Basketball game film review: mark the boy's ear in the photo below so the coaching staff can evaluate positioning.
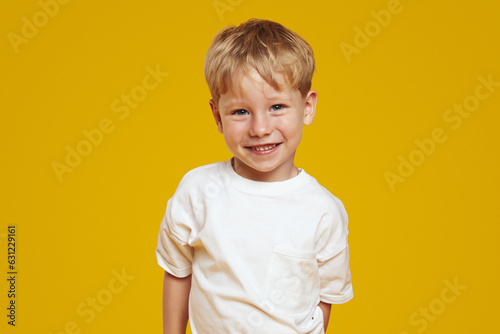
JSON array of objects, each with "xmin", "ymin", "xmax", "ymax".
[
  {"xmin": 303, "ymin": 90, "xmax": 317, "ymax": 126},
  {"xmin": 209, "ymin": 99, "xmax": 224, "ymax": 134}
]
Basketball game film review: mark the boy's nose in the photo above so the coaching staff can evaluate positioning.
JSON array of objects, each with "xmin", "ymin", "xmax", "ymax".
[{"xmin": 249, "ymin": 113, "xmax": 272, "ymax": 137}]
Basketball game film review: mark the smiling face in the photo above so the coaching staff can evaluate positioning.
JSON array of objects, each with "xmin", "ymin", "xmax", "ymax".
[{"xmin": 210, "ymin": 68, "xmax": 317, "ymax": 182}]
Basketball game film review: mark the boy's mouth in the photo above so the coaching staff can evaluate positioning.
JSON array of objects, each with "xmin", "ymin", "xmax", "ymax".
[{"xmin": 247, "ymin": 143, "xmax": 280, "ymax": 151}]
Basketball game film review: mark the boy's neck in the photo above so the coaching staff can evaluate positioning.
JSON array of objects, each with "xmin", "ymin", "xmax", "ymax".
[{"xmin": 231, "ymin": 157, "xmax": 300, "ymax": 182}]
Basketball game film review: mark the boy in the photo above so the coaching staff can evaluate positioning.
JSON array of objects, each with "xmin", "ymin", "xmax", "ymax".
[{"xmin": 156, "ymin": 19, "xmax": 353, "ymax": 334}]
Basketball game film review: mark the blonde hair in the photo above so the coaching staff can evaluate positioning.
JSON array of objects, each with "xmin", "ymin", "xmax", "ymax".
[{"xmin": 204, "ymin": 19, "xmax": 315, "ymax": 104}]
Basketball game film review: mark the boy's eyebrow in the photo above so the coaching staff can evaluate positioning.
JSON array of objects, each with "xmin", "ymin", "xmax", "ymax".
[
  {"xmin": 221, "ymin": 99, "xmax": 291, "ymax": 112},
  {"xmin": 218, "ymin": 98, "xmax": 240, "ymax": 109},
  {"xmin": 220, "ymin": 92, "xmax": 292, "ymax": 109}
]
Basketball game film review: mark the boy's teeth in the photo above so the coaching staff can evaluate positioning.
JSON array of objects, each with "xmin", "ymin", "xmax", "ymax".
[{"xmin": 252, "ymin": 144, "xmax": 277, "ymax": 151}]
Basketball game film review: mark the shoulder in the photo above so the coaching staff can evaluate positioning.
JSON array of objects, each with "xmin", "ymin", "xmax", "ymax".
[
  {"xmin": 166, "ymin": 162, "xmax": 226, "ymax": 221},
  {"xmin": 303, "ymin": 175, "xmax": 350, "ymax": 257},
  {"xmin": 176, "ymin": 161, "xmax": 227, "ymax": 189},
  {"xmin": 169, "ymin": 161, "xmax": 232, "ymax": 206},
  {"xmin": 302, "ymin": 173, "xmax": 348, "ymax": 219}
]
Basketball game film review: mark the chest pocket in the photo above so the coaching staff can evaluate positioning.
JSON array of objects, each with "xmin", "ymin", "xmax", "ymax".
[{"xmin": 265, "ymin": 246, "xmax": 320, "ymax": 317}]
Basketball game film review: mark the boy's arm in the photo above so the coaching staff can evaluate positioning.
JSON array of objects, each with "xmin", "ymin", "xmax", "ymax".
[
  {"xmin": 319, "ymin": 301, "xmax": 332, "ymax": 331},
  {"xmin": 163, "ymin": 271, "xmax": 191, "ymax": 334}
]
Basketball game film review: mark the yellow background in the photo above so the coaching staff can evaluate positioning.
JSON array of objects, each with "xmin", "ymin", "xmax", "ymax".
[{"xmin": 1, "ymin": 0, "xmax": 499, "ymax": 333}]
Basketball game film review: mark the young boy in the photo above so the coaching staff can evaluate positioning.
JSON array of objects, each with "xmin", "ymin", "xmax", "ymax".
[{"xmin": 156, "ymin": 19, "xmax": 353, "ymax": 334}]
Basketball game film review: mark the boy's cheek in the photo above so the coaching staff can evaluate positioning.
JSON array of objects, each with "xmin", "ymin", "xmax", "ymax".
[
  {"xmin": 223, "ymin": 129, "xmax": 238, "ymax": 143},
  {"xmin": 223, "ymin": 121, "xmax": 243, "ymax": 135}
]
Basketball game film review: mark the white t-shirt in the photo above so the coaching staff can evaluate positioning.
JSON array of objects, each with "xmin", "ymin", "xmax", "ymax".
[{"xmin": 156, "ymin": 160, "xmax": 353, "ymax": 334}]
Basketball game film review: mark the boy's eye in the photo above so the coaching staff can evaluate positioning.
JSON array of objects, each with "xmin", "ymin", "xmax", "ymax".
[
  {"xmin": 271, "ymin": 104, "xmax": 285, "ymax": 111},
  {"xmin": 233, "ymin": 109, "xmax": 249, "ymax": 115}
]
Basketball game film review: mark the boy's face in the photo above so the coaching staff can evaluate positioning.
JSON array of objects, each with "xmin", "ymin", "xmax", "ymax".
[{"xmin": 209, "ymin": 68, "xmax": 317, "ymax": 182}]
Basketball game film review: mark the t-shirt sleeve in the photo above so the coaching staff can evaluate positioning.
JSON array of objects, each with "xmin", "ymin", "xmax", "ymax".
[
  {"xmin": 315, "ymin": 197, "xmax": 353, "ymax": 304},
  {"xmin": 156, "ymin": 186, "xmax": 196, "ymax": 278}
]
